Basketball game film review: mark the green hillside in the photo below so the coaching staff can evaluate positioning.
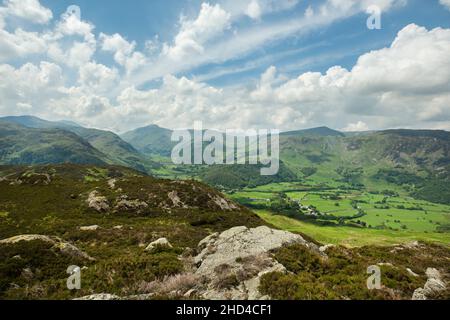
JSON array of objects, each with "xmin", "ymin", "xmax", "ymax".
[
  {"xmin": 0, "ymin": 116, "xmax": 155, "ymax": 173},
  {"xmin": 122, "ymin": 124, "xmax": 174, "ymax": 157},
  {"xmin": 0, "ymin": 121, "xmax": 107, "ymax": 165}
]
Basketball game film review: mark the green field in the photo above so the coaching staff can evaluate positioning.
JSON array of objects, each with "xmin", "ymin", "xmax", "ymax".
[
  {"xmin": 229, "ymin": 177, "xmax": 450, "ymax": 246},
  {"xmin": 256, "ymin": 210, "xmax": 450, "ymax": 247}
]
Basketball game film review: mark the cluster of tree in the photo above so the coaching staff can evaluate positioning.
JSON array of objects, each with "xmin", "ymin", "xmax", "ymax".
[{"xmin": 336, "ymin": 167, "xmax": 364, "ymax": 184}]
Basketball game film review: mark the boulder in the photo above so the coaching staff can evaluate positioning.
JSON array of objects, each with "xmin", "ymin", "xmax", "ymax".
[
  {"xmin": 114, "ymin": 195, "xmax": 148, "ymax": 213},
  {"xmin": 108, "ymin": 179, "xmax": 117, "ymax": 189},
  {"xmin": 86, "ymin": 191, "xmax": 110, "ymax": 212},
  {"xmin": 0, "ymin": 234, "xmax": 94, "ymax": 261},
  {"xmin": 168, "ymin": 191, "xmax": 188, "ymax": 208},
  {"xmin": 194, "ymin": 226, "xmax": 322, "ymax": 300},
  {"xmin": 145, "ymin": 238, "xmax": 173, "ymax": 252},
  {"xmin": 412, "ymin": 268, "xmax": 446, "ymax": 300},
  {"xmin": 210, "ymin": 195, "xmax": 238, "ymax": 211},
  {"xmin": 79, "ymin": 225, "xmax": 100, "ymax": 231}
]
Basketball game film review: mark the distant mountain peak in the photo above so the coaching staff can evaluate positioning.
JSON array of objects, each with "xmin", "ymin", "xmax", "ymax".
[{"xmin": 281, "ymin": 126, "xmax": 344, "ymax": 137}]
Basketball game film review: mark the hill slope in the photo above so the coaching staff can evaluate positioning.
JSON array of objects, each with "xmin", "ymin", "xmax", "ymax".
[
  {"xmin": 122, "ymin": 124, "xmax": 174, "ymax": 157},
  {"xmin": 0, "ymin": 164, "xmax": 448, "ymax": 300},
  {"xmin": 0, "ymin": 116, "xmax": 155, "ymax": 172},
  {"xmin": 0, "ymin": 120, "xmax": 107, "ymax": 165}
]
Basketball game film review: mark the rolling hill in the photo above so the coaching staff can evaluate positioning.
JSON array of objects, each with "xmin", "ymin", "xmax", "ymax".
[
  {"xmin": 122, "ymin": 124, "xmax": 174, "ymax": 157},
  {"xmin": 0, "ymin": 120, "xmax": 107, "ymax": 165},
  {"xmin": 0, "ymin": 116, "xmax": 155, "ymax": 173},
  {"xmin": 1, "ymin": 115, "xmax": 449, "ymax": 204}
]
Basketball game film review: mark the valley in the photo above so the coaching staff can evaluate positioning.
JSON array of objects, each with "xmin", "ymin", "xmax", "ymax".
[{"xmin": 0, "ymin": 116, "xmax": 449, "ymax": 300}]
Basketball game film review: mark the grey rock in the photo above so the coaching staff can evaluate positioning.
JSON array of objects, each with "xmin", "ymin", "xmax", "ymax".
[
  {"xmin": 87, "ymin": 191, "xmax": 110, "ymax": 212},
  {"xmin": 115, "ymin": 196, "xmax": 148, "ymax": 213},
  {"xmin": 79, "ymin": 225, "xmax": 100, "ymax": 231},
  {"xmin": 0, "ymin": 234, "xmax": 94, "ymax": 261},
  {"xmin": 74, "ymin": 293, "xmax": 121, "ymax": 300},
  {"xmin": 194, "ymin": 226, "xmax": 323, "ymax": 300},
  {"xmin": 412, "ymin": 268, "xmax": 446, "ymax": 300},
  {"xmin": 145, "ymin": 238, "xmax": 173, "ymax": 252}
]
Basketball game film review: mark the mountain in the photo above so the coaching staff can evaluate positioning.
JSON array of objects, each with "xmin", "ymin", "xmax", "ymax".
[
  {"xmin": 0, "ymin": 116, "xmax": 155, "ymax": 173},
  {"xmin": 0, "ymin": 120, "xmax": 107, "ymax": 165},
  {"xmin": 279, "ymin": 128, "xmax": 450, "ymax": 204},
  {"xmin": 119, "ymin": 122, "xmax": 450, "ymax": 202},
  {"xmin": 2, "ymin": 116, "xmax": 449, "ymax": 203},
  {"xmin": 0, "ymin": 115, "xmax": 76, "ymax": 130},
  {"xmin": 281, "ymin": 126, "xmax": 345, "ymax": 137},
  {"xmin": 122, "ymin": 124, "xmax": 174, "ymax": 157},
  {"xmin": 122, "ymin": 125, "xmax": 346, "ymax": 156}
]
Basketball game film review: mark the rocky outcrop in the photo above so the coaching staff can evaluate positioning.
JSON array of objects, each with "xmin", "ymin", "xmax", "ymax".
[
  {"xmin": 412, "ymin": 268, "xmax": 446, "ymax": 300},
  {"xmin": 86, "ymin": 191, "xmax": 110, "ymax": 212},
  {"xmin": 0, "ymin": 234, "xmax": 94, "ymax": 261},
  {"xmin": 107, "ymin": 179, "xmax": 117, "ymax": 189},
  {"xmin": 193, "ymin": 226, "xmax": 323, "ymax": 300},
  {"xmin": 210, "ymin": 195, "xmax": 238, "ymax": 211},
  {"xmin": 168, "ymin": 191, "xmax": 188, "ymax": 208},
  {"xmin": 145, "ymin": 238, "xmax": 172, "ymax": 252},
  {"xmin": 74, "ymin": 293, "xmax": 121, "ymax": 300},
  {"xmin": 114, "ymin": 195, "xmax": 148, "ymax": 213},
  {"xmin": 319, "ymin": 244, "xmax": 336, "ymax": 253}
]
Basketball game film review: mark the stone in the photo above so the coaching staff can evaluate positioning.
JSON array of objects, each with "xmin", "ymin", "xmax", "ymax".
[
  {"xmin": 108, "ymin": 179, "xmax": 117, "ymax": 189},
  {"xmin": 79, "ymin": 225, "xmax": 100, "ymax": 231},
  {"xmin": 211, "ymin": 195, "xmax": 238, "ymax": 211},
  {"xmin": 319, "ymin": 244, "xmax": 335, "ymax": 253},
  {"xmin": 406, "ymin": 268, "xmax": 419, "ymax": 277},
  {"xmin": 115, "ymin": 196, "xmax": 148, "ymax": 213},
  {"xmin": 412, "ymin": 268, "xmax": 446, "ymax": 300},
  {"xmin": 168, "ymin": 191, "xmax": 188, "ymax": 208},
  {"xmin": 74, "ymin": 294, "xmax": 121, "ymax": 300},
  {"xmin": 87, "ymin": 191, "xmax": 110, "ymax": 212},
  {"xmin": 145, "ymin": 238, "xmax": 173, "ymax": 251},
  {"xmin": 193, "ymin": 226, "xmax": 323, "ymax": 300},
  {"xmin": 0, "ymin": 234, "xmax": 94, "ymax": 261}
]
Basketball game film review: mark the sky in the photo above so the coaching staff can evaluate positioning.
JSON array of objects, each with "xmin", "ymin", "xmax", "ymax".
[{"xmin": 0, "ymin": 0, "xmax": 450, "ymax": 133}]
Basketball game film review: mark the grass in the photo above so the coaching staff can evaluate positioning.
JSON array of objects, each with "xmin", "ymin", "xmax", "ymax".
[
  {"xmin": 230, "ymin": 177, "xmax": 450, "ymax": 237},
  {"xmin": 0, "ymin": 164, "xmax": 267, "ymax": 299},
  {"xmin": 256, "ymin": 210, "xmax": 450, "ymax": 247},
  {"xmin": 259, "ymin": 243, "xmax": 450, "ymax": 300}
]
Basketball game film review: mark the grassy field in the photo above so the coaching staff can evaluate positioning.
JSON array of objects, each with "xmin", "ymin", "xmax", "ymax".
[
  {"xmin": 228, "ymin": 175, "xmax": 450, "ymax": 247},
  {"xmin": 256, "ymin": 210, "xmax": 450, "ymax": 247}
]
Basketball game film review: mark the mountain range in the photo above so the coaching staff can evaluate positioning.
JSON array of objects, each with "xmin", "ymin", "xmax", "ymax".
[{"xmin": 1, "ymin": 115, "xmax": 449, "ymax": 204}]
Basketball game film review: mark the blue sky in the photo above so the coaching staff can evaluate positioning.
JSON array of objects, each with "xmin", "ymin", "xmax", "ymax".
[{"xmin": 1, "ymin": 0, "xmax": 450, "ymax": 132}]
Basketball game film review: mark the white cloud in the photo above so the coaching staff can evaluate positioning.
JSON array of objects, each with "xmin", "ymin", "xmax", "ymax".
[
  {"xmin": 0, "ymin": 61, "xmax": 63, "ymax": 117},
  {"xmin": 249, "ymin": 24, "xmax": 450, "ymax": 129},
  {"xmin": 1, "ymin": 0, "xmax": 52, "ymax": 24},
  {"xmin": 0, "ymin": 0, "xmax": 449, "ymax": 133},
  {"xmin": 100, "ymin": 33, "xmax": 147, "ymax": 74},
  {"xmin": 0, "ymin": 28, "xmax": 47, "ymax": 61},
  {"xmin": 342, "ymin": 121, "xmax": 370, "ymax": 132},
  {"xmin": 440, "ymin": 0, "xmax": 450, "ymax": 11},
  {"xmin": 246, "ymin": 0, "xmax": 262, "ymax": 20},
  {"xmin": 78, "ymin": 62, "xmax": 119, "ymax": 93},
  {"xmin": 54, "ymin": 13, "xmax": 95, "ymax": 40},
  {"xmin": 220, "ymin": 0, "xmax": 299, "ymax": 18},
  {"xmin": 100, "ymin": 33, "xmax": 135, "ymax": 65},
  {"xmin": 131, "ymin": 0, "xmax": 406, "ymax": 88},
  {"xmin": 164, "ymin": 3, "xmax": 231, "ymax": 61}
]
